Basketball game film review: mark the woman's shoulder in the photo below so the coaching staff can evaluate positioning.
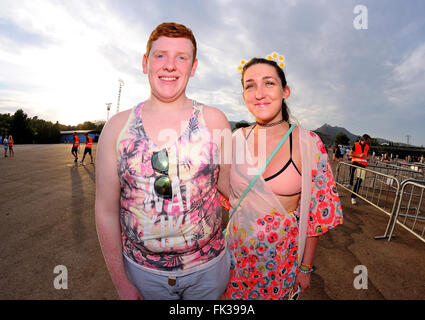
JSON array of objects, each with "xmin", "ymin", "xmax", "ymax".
[
  {"xmin": 231, "ymin": 125, "xmax": 256, "ymax": 139},
  {"xmin": 295, "ymin": 126, "xmax": 322, "ymax": 142}
]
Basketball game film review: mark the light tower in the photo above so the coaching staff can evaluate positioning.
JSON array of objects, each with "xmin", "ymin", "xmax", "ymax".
[
  {"xmin": 116, "ymin": 79, "xmax": 124, "ymax": 113},
  {"xmin": 406, "ymin": 134, "xmax": 411, "ymax": 146},
  {"xmin": 106, "ymin": 103, "xmax": 112, "ymax": 120}
]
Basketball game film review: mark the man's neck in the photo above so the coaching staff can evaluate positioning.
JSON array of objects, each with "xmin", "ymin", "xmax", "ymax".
[{"xmin": 147, "ymin": 94, "xmax": 191, "ymax": 112}]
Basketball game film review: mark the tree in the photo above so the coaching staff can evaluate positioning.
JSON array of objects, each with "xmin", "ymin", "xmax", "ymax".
[
  {"xmin": 77, "ymin": 121, "xmax": 97, "ymax": 130},
  {"xmin": 1, "ymin": 109, "xmax": 103, "ymax": 143},
  {"xmin": 0, "ymin": 113, "xmax": 12, "ymax": 137},
  {"xmin": 369, "ymin": 138, "xmax": 379, "ymax": 146},
  {"xmin": 235, "ymin": 121, "xmax": 251, "ymax": 129},
  {"xmin": 30, "ymin": 118, "xmax": 61, "ymax": 143},
  {"xmin": 10, "ymin": 109, "xmax": 34, "ymax": 144},
  {"xmin": 334, "ymin": 132, "xmax": 350, "ymax": 146}
]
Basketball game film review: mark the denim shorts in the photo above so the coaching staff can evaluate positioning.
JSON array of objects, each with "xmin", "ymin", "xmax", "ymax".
[{"xmin": 123, "ymin": 249, "xmax": 231, "ymax": 300}]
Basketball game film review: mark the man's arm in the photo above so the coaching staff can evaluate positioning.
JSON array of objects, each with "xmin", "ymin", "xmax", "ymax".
[
  {"xmin": 203, "ymin": 106, "xmax": 232, "ymax": 199},
  {"xmin": 95, "ymin": 110, "xmax": 142, "ymax": 300}
]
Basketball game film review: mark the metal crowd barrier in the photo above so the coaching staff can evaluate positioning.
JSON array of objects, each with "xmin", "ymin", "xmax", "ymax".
[
  {"xmin": 335, "ymin": 161, "xmax": 425, "ymax": 244},
  {"xmin": 387, "ymin": 179, "xmax": 425, "ymax": 243},
  {"xmin": 381, "ymin": 160, "xmax": 425, "ymax": 173},
  {"xmin": 409, "ymin": 163, "xmax": 425, "ymax": 173},
  {"xmin": 335, "ymin": 161, "xmax": 401, "ymax": 228},
  {"xmin": 394, "ymin": 161, "xmax": 425, "ymax": 170},
  {"xmin": 368, "ymin": 160, "xmax": 425, "ymax": 182}
]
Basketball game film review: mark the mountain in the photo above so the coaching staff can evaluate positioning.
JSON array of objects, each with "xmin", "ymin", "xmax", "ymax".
[
  {"xmin": 228, "ymin": 121, "xmax": 419, "ymax": 147},
  {"xmin": 315, "ymin": 123, "xmax": 359, "ymax": 144},
  {"xmin": 314, "ymin": 123, "xmax": 408, "ymax": 146},
  {"xmin": 229, "ymin": 121, "xmax": 238, "ymax": 130}
]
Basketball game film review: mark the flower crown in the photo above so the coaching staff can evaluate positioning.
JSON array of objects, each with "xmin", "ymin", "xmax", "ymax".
[{"xmin": 238, "ymin": 52, "xmax": 285, "ymax": 72}]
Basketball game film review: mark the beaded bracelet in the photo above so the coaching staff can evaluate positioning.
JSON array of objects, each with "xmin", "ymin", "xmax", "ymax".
[{"xmin": 298, "ymin": 264, "xmax": 316, "ymax": 274}]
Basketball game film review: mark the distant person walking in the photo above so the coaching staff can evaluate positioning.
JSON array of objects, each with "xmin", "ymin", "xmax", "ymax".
[
  {"xmin": 80, "ymin": 133, "xmax": 94, "ymax": 164},
  {"xmin": 349, "ymin": 134, "xmax": 370, "ymax": 205},
  {"xmin": 8, "ymin": 135, "xmax": 14, "ymax": 157},
  {"xmin": 332, "ymin": 145, "xmax": 342, "ymax": 162},
  {"xmin": 3, "ymin": 136, "xmax": 8, "ymax": 157},
  {"xmin": 340, "ymin": 145, "xmax": 346, "ymax": 160},
  {"xmin": 383, "ymin": 152, "xmax": 389, "ymax": 161},
  {"xmin": 71, "ymin": 132, "xmax": 79, "ymax": 163}
]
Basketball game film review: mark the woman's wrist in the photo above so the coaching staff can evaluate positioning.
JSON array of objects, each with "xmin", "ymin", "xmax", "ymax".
[{"xmin": 298, "ymin": 263, "xmax": 316, "ymax": 274}]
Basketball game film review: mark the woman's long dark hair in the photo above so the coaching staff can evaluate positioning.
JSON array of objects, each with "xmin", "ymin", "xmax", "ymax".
[{"xmin": 241, "ymin": 58, "xmax": 290, "ymax": 122}]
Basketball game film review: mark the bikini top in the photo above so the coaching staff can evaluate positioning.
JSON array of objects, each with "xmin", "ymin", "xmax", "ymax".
[
  {"xmin": 264, "ymin": 132, "xmax": 302, "ymax": 196},
  {"xmin": 246, "ymin": 127, "xmax": 302, "ymax": 196}
]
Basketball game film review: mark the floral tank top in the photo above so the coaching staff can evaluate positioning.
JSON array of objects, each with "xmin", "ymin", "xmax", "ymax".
[{"xmin": 116, "ymin": 100, "xmax": 225, "ymax": 272}]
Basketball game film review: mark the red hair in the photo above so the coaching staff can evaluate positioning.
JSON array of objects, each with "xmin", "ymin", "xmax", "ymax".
[{"xmin": 146, "ymin": 22, "xmax": 197, "ymax": 60}]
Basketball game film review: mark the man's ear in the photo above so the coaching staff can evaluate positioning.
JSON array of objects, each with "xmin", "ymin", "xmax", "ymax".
[
  {"xmin": 142, "ymin": 54, "xmax": 148, "ymax": 74},
  {"xmin": 190, "ymin": 58, "xmax": 198, "ymax": 77}
]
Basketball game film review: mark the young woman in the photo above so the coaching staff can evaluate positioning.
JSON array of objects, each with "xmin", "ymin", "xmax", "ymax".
[
  {"xmin": 8, "ymin": 135, "xmax": 14, "ymax": 157},
  {"xmin": 223, "ymin": 58, "xmax": 343, "ymax": 300}
]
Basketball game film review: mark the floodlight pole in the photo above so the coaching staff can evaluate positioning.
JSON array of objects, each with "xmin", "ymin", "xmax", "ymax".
[
  {"xmin": 117, "ymin": 79, "xmax": 124, "ymax": 113},
  {"xmin": 106, "ymin": 103, "xmax": 112, "ymax": 120}
]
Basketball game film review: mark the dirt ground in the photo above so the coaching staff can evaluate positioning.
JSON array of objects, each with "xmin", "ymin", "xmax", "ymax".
[{"xmin": 0, "ymin": 144, "xmax": 424, "ymax": 300}]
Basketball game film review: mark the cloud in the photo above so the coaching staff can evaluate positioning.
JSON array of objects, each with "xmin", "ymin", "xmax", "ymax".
[
  {"xmin": 0, "ymin": 0, "xmax": 424, "ymax": 145},
  {"xmin": 389, "ymin": 43, "xmax": 425, "ymax": 108}
]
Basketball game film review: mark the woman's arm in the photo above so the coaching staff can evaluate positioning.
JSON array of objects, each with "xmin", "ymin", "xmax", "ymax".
[
  {"xmin": 293, "ymin": 236, "xmax": 319, "ymax": 294},
  {"xmin": 293, "ymin": 131, "xmax": 343, "ymax": 295}
]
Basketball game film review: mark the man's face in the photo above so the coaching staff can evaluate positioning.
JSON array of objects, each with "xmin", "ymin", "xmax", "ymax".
[{"xmin": 143, "ymin": 36, "xmax": 198, "ymax": 103}]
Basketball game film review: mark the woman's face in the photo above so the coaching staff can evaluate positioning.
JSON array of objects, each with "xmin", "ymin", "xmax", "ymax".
[{"xmin": 242, "ymin": 63, "xmax": 289, "ymax": 123}]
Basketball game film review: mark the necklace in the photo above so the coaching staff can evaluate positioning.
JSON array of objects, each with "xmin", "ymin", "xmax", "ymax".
[
  {"xmin": 256, "ymin": 119, "xmax": 285, "ymax": 127},
  {"xmin": 246, "ymin": 119, "xmax": 288, "ymax": 140}
]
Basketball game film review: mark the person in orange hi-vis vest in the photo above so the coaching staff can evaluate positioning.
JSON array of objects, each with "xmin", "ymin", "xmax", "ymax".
[
  {"xmin": 71, "ymin": 132, "xmax": 79, "ymax": 163},
  {"xmin": 80, "ymin": 133, "xmax": 94, "ymax": 164},
  {"xmin": 348, "ymin": 134, "xmax": 370, "ymax": 205},
  {"xmin": 8, "ymin": 135, "xmax": 14, "ymax": 157}
]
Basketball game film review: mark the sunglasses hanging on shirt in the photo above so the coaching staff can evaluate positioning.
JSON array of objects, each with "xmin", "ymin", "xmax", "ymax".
[{"xmin": 151, "ymin": 149, "xmax": 172, "ymax": 199}]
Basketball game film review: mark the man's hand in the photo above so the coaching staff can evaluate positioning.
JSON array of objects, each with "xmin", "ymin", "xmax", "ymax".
[{"xmin": 117, "ymin": 281, "xmax": 144, "ymax": 300}]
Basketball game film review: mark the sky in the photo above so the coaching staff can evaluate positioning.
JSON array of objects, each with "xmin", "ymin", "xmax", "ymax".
[{"xmin": 0, "ymin": 0, "xmax": 424, "ymax": 146}]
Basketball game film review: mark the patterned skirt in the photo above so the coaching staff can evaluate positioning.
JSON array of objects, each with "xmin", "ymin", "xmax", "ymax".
[{"xmin": 223, "ymin": 209, "xmax": 299, "ymax": 300}]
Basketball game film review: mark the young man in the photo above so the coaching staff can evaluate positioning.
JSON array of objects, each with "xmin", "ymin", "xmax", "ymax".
[
  {"xmin": 95, "ymin": 22, "xmax": 232, "ymax": 300},
  {"xmin": 80, "ymin": 133, "xmax": 94, "ymax": 164},
  {"xmin": 349, "ymin": 134, "xmax": 370, "ymax": 205},
  {"xmin": 71, "ymin": 132, "xmax": 79, "ymax": 163}
]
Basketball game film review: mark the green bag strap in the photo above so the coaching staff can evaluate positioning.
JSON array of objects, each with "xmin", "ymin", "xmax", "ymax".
[{"xmin": 224, "ymin": 124, "xmax": 295, "ymax": 237}]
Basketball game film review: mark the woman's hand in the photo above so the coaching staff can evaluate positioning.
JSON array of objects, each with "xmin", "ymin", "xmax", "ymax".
[{"xmin": 293, "ymin": 272, "xmax": 311, "ymax": 294}]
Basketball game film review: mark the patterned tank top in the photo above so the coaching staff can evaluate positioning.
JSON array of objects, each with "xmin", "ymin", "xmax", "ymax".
[{"xmin": 116, "ymin": 100, "xmax": 225, "ymax": 272}]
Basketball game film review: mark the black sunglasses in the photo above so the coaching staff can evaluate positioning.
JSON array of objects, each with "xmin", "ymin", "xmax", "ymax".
[{"xmin": 151, "ymin": 149, "xmax": 172, "ymax": 198}]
